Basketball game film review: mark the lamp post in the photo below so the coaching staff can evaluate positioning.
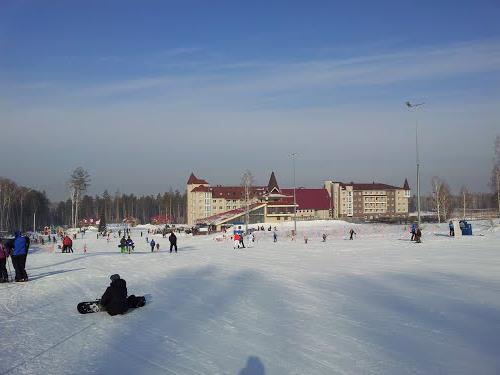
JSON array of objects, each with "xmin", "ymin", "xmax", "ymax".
[
  {"xmin": 405, "ymin": 101, "xmax": 425, "ymax": 227},
  {"xmin": 291, "ymin": 153, "xmax": 297, "ymax": 234}
]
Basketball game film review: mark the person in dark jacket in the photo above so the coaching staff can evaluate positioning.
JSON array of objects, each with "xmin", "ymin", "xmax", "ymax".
[
  {"xmin": 0, "ymin": 240, "xmax": 10, "ymax": 282},
  {"xmin": 169, "ymin": 232, "xmax": 177, "ymax": 253},
  {"xmin": 449, "ymin": 221, "xmax": 454, "ymax": 236},
  {"xmin": 12, "ymin": 231, "xmax": 30, "ymax": 282},
  {"xmin": 100, "ymin": 274, "xmax": 144, "ymax": 316},
  {"xmin": 126, "ymin": 236, "xmax": 134, "ymax": 254},
  {"xmin": 150, "ymin": 239, "xmax": 156, "ymax": 252},
  {"xmin": 415, "ymin": 227, "xmax": 422, "ymax": 243},
  {"xmin": 349, "ymin": 228, "xmax": 356, "ymax": 240}
]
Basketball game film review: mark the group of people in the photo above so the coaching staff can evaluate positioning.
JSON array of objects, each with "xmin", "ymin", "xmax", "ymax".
[
  {"xmin": 0, "ymin": 231, "xmax": 30, "ymax": 282},
  {"xmin": 410, "ymin": 223, "xmax": 422, "ymax": 243},
  {"xmin": 116, "ymin": 231, "xmax": 178, "ymax": 253},
  {"xmin": 62, "ymin": 235, "xmax": 74, "ymax": 253}
]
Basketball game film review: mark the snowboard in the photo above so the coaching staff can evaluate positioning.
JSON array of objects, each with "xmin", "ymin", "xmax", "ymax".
[
  {"xmin": 77, "ymin": 300, "xmax": 102, "ymax": 314},
  {"xmin": 77, "ymin": 296, "xmax": 146, "ymax": 314}
]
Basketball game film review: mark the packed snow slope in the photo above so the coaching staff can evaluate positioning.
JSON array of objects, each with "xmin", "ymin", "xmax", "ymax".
[{"xmin": 1, "ymin": 220, "xmax": 500, "ymax": 375}]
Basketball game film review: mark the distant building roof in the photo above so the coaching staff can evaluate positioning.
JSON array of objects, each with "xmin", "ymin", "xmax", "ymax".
[
  {"xmin": 267, "ymin": 171, "xmax": 280, "ymax": 193},
  {"xmin": 191, "ymin": 185, "xmax": 211, "ymax": 193},
  {"xmin": 403, "ymin": 178, "xmax": 410, "ymax": 190},
  {"xmin": 187, "ymin": 173, "xmax": 208, "ymax": 185},
  {"xmin": 281, "ymin": 188, "xmax": 331, "ymax": 210},
  {"xmin": 338, "ymin": 182, "xmax": 404, "ymax": 190}
]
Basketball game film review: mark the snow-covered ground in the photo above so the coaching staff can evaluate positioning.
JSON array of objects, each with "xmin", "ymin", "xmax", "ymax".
[{"xmin": 1, "ymin": 220, "xmax": 499, "ymax": 375}]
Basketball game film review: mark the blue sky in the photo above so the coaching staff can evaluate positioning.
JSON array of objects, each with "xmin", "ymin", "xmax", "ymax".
[{"xmin": 1, "ymin": 1, "xmax": 499, "ymax": 200}]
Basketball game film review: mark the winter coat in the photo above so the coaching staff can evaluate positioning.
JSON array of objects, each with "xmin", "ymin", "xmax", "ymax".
[
  {"xmin": 126, "ymin": 239, "xmax": 134, "ymax": 246},
  {"xmin": 63, "ymin": 236, "xmax": 72, "ymax": 246},
  {"xmin": 120, "ymin": 238, "xmax": 127, "ymax": 246},
  {"xmin": 101, "ymin": 278, "xmax": 128, "ymax": 316},
  {"xmin": 0, "ymin": 243, "xmax": 9, "ymax": 259},
  {"xmin": 150, "ymin": 240, "xmax": 155, "ymax": 247},
  {"xmin": 169, "ymin": 233, "xmax": 177, "ymax": 244},
  {"xmin": 13, "ymin": 232, "xmax": 29, "ymax": 256}
]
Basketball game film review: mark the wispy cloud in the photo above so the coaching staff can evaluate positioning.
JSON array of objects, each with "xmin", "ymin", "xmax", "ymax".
[{"xmin": 78, "ymin": 39, "xmax": 500, "ymax": 97}]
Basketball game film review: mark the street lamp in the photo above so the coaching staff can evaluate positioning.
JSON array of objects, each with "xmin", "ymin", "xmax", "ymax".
[
  {"xmin": 405, "ymin": 101, "xmax": 425, "ymax": 227},
  {"xmin": 290, "ymin": 153, "xmax": 297, "ymax": 234}
]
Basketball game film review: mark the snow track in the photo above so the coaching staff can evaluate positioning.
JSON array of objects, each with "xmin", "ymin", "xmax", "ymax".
[{"xmin": 1, "ymin": 221, "xmax": 499, "ymax": 374}]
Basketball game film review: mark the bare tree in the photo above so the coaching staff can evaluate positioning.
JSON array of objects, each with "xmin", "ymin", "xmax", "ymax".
[
  {"xmin": 241, "ymin": 170, "xmax": 255, "ymax": 234},
  {"xmin": 459, "ymin": 185, "xmax": 470, "ymax": 219},
  {"xmin": 431, "ymin": 176, "xmax": 442, "ymax": 223},
  {"xmin": 439, "ymin": 182, "xmax": 453, "ymax": 220},
  {"xmin": 490, "ymin": 135, "xmax": 500, "ymax": 215},
  {"xmin": 68, "ymin": 167, "xmax": 91, "ymax": 228}
]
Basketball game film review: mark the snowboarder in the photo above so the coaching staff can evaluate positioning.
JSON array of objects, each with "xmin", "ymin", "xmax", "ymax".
[
  {"xmin": 169, "ymin": 231, "xmax": 177, "ymax": 253},
  {"xmin": 11, "ymin": 231, "xmax": 30, "ymax": 282},
  {"xmin": 0, "ymin": 240, "xmax": 10, "ymax": 282},
  {"xmin": 100, "ymin": 274, "xmax": 144, "ymax": 316},
  {"xmin": 349, "ymin": 228, "xmax": 356, "ymax": 240},
  {"xmin": 449, "ymin": 221, "xmax": 454, "ymax": 237},
  {"xmin": 150, "ymin": 239, "xmax": 156, "ymax": 252}
]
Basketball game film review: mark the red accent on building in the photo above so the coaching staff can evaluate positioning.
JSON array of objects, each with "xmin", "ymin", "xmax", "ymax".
[
  {"xmin": 191, "ymin": 185, "xmax": 211, "ymax": 193},
  {"xmin": 281, "ymin": 188, "xmax": 331, "ymax": 210},
  {"xmin": 340, "ymin": 182, "xmax": 404, "ymax": 190}
]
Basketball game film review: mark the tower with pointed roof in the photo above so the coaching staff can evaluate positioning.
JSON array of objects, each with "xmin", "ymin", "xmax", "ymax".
[{"xmin": 186, "ymin": 173, "xmax": 211, "ymax": 226}]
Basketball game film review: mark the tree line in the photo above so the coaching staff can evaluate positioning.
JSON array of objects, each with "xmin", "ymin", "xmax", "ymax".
[{"xmin": 0, "ymin": 173, "xmax": 187, "ymax": 233}]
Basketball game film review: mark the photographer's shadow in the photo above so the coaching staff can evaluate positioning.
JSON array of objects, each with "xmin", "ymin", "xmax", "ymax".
[{"xmin": 238, "ymin": 356, "xmax": 265, "ymax": 375}]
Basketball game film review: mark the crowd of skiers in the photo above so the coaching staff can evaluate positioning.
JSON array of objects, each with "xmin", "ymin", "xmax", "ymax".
[{"xmin": 0, "ymin": 231, "xmax": 30, "ymax": 282}]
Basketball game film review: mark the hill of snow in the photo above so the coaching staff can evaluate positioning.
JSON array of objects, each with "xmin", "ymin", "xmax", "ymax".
[{"xmin": 1, "ymin": 220, "xmax": 499, "ymax": 374}]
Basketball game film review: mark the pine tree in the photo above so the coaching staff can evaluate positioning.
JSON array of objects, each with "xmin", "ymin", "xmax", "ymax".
[{"xmin": 98, "ymin": 210, "xmax": 106, "ymax": 233}]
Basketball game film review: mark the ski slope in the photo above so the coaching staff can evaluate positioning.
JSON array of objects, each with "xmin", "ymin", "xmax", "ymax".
[{"xmin": 1, "ymin": 220, "xmax": 500, "ymax": 375}]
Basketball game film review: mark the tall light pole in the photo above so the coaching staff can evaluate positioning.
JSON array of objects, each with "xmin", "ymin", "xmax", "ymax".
[
  {"xmin": 405, "ymin": 101, "xmax": 425, "ymax": 227},
  {"xmin": 291, "ymin": 153, "xmax": 297, "ymax": 234}
]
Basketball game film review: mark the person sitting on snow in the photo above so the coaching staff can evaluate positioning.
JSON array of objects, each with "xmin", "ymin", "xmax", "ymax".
[{"xmin": 100, "ymin": 274, "xmax": 144, "ymax": 316}]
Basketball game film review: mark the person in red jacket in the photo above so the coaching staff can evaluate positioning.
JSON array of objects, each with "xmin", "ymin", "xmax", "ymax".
[{"xmin": 62, "ymin": 236, "xmax": 73, "ymax": 253}]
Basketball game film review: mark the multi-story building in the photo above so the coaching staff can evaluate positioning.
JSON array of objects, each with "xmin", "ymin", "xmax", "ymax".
[
  {"xmin": 187, "ymin": 172, "xmax": 410, "ymax": 228},
  {"xmin": 324, "ymin": 179, "xmax": 410, "ymax": 220}
]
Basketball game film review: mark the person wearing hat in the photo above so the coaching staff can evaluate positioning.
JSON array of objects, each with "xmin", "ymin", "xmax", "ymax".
[
  {"xmin": 100, "ymin": 274, "xmax": 145, "ymax": 316},
  {"xmin": 100, "ymin": 274, "xmax": 128, "ymax": 316}
]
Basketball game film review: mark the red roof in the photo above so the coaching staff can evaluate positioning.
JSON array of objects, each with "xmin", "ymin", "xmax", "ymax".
[
  {"xmin": 187, "ymin": 173, "xmax": 208, "ymax": 185},
  {"xmin": 191, "ymin": 185, "xmax": 211, "ymax": 193},
  {"xmin": 211, "ymin": 186, "xmax": 266, "ymax": 199},
  {"xmin": 267, "ymin": 196, "xmax": 295, "ymax": 206},
  {"xmin": 281, "ymin": 188, "xmax": 330, "ymax": 210}
]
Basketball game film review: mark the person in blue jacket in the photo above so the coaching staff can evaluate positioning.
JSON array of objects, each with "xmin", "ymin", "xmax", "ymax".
[
  {"xmin": 410, "ymin": 223, "xmax": 417, "ymax": 241},
  {"xmin": 12, "ymin": 231, "xmax": 30, "ymax": 282},
  {"xmin": 150, "ymin": 239, "xmax": 156, "ymax": 252},
  {"xmin": 449, "ymin": 220, "xmax": 454, "ymax": 236}
]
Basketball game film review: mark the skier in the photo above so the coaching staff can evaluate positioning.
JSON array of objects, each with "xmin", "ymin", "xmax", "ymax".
[
  {"xmin": 239, "ymin": 231, "xmax": 245, "ymax": 248},
  {"xmin": 410, "ymin": 223, "xmax": 417, "ymax": 241},
  {"xmin": 304, "ymin": 234, "xmax": 308, "ymax": 244},
  {"xmin": 349, "ymin": 228, "xmax": 356, "ymax": 240},
  {"xmin": 234, "ymin": 233, "xmax": 240, "ymax": 249},
  {"xmin": 415, "ymin": 227, "xmax": 422, "ymax": 243},
  {"xmin": 169, "ymin": 231, "xmax": 177, "ymax": 253},
  {"xmin": 322, "ymin": 233, "xmax": 327, "ymax": 242},
  {"xmin": 0, "ymin": 240, "xmax": 10, "ymax": 282},
  {"xmin": 119, "ymin": 236, "xmax": 127, "ymax": 253},
  {"xmin": 126, "ymin": 236, "xmax": 134, "ymax": 254},
  {"xmin": 100, "ymin": 274, "xmax": 145, "ymax": 316},
  {"xmin": 11, "ymin": 231, "xmax": 30, "ymax": 282},
  {"xmin": 62, "ymin": 235, "xmax": 72, "ymax": 253},
  {"xmin": 449, "ymin": 221, "xmax": 454, "ymax": 237},
  {"xmin": 273, "ymin": 231, "xmax": 277, "ymax": 243},
  {"xmin": 150, "ymin": 239, "xmax": 156, "ymax": 252}
]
